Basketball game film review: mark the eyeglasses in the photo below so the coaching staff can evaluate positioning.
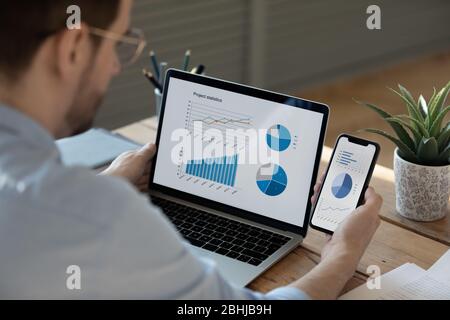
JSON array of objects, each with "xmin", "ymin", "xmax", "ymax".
[{"xmin": 89, "ymin": 27, "xmax": 147, "ymax": 67}]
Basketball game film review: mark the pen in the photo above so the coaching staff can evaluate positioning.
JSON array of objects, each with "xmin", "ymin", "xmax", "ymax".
[
  {"xmin": 142, "ymin": 68, "xmax": 163, "ymax": 92},
  {"xmin": 149, "ymin": 50, "xmax": 160, "ymax": 80},
  {"xmin": 159, "ymin": 62, "xmax": 168, "ymax": 88},
  {"xmin": 191, "ymin": 64, "xmax": 205, "ymax": 75},
  {"xmin": 182, "ymin": 50, "xmax": 191, "ymax": 71}
]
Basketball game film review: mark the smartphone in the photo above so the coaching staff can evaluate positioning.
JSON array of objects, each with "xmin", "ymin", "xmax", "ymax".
[{"xmin": 310, "ymin": 134, "xmax": 380, "ymax": 234}]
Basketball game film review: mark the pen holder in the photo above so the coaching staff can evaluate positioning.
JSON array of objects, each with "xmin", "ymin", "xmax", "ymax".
[{"xmin": 154, "ymin": 88, "xmax": 162, "ymax": 119}]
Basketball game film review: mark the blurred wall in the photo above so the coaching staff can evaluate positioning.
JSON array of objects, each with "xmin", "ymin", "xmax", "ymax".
[{"xmin": 95, "ymin": 0, "xmax": 450, "ymax": 129}]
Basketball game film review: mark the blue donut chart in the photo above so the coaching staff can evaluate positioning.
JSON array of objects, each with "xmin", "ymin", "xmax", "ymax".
[{"xmin": 331, "ymin": 173, "xmax": 353, "ymax": 199}]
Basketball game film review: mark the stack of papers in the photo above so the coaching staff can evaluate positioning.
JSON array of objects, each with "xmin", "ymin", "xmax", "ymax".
[{"xmin": 339, "ymin": 250, "xmax": 450, "ymax": 300}]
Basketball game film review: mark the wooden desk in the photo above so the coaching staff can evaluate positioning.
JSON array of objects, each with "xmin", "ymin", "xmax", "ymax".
[{"xmin": 115, "ymin": 117, "xmax": 449, "ymax": 295}]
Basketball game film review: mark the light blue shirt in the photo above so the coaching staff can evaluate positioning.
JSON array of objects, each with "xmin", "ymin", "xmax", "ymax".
[{"xmin": 0, "ymin": 105, "xmax": 310, "ymax": 300}]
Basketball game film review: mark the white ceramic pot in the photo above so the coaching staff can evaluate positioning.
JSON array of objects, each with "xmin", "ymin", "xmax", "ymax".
[{"xmin": 394, "ymin": 148, "xmax": 449, "ymax": 221}]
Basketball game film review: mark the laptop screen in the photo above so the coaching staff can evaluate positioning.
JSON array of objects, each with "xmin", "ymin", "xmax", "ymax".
[{"xmin": 152, "ymin": 71, "xmax": 327, "ymax": 231}]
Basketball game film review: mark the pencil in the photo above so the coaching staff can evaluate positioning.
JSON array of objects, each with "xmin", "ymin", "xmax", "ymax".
[
  {"xmin": 142, "ymin": 68, "xmax": 163, "ymax": 92},
  {"xmin": 149, "ymin": 51, "xmax": 160, "ymax": 80},
  {"xmin": 191, "ymin": 64, "xmax": 205, "ymax": 75},
  {"xmin": 182, "ymin": 50, "xmax": 191, "ymax": 71},
  {"xmin": 159, "ymin": 62, "xmax": 168, "ymax": 87}
]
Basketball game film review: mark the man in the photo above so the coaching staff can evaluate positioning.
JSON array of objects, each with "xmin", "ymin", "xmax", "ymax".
[{"xmin": 0, "ymin": 0, "xmax": 382, "ymax": 299}]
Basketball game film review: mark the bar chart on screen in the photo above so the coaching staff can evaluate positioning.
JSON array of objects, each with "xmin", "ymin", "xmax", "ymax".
[
  {"xmin": 176, "ymin": 153, "xmax": 239, "ymax": 194},
  {"xmin": 172, "ymin": 99, "xmax": 254, "ymax": 194},
  {"xmin": 335, "ymin": 149, "xmax": 362, "ymax": 174},
  {"xmin": 184, "ymin": 154, "xmax": 239, "ymax": 188}
]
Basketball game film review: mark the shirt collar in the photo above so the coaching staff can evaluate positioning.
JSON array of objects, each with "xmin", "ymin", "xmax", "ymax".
[{"xmin": 0, "ymin": 104, "xmax": 57, "ymax": 152}]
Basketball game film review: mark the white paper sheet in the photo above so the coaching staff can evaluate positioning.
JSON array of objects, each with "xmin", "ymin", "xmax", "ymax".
[
  {"xmin": 339, "ymin": 263, "xmax": 426, "ymax": 300},
  {"xmin": 379, "ymin": 274, "xmax": 450, "ymax": 300},
  {"xmin": 339, "ymin": 249, "xmax": 450, "ymax": 300}
]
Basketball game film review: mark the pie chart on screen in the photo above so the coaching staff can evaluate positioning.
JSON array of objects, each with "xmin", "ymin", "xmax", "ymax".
[
  {"xmin": 266, "ymin": 124, "xmax": 291, "ymax": 151},
  {"xmin": 331, "ymin": 173, "xmax": 353, "ymax": 199},
  {"xmin": 256, "ymin": 163, "xmax": 288, "ymax": 196}
]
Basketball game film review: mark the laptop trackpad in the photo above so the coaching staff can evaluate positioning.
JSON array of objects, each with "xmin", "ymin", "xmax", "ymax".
[{"xmin": 190, "ymin": 245, "xmax": 261, "ymax": 288}]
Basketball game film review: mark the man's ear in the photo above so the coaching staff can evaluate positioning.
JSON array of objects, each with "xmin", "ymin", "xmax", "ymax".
[{"xmin": 53, "ymin": 22, "xmax": 92, "ymax": 81}]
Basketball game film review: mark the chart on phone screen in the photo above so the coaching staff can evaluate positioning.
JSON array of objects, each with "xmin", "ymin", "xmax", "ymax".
[{"xmin": 312, "ymin": 137, "xmax": 376, "ymax": 231}]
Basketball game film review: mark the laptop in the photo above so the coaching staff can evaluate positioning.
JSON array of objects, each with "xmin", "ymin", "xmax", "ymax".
[{"xmin": 149, "ymin": 69, "xmax": 329, "ymax": 287}]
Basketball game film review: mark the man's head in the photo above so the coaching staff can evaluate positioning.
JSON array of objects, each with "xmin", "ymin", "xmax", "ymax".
[{"xmin": 0, "ymin": 0, "xmax": 134, "ymax": 137}]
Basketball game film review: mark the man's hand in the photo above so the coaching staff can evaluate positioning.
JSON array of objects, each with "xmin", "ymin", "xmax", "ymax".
[
  {"xmin": 290, "ymin": 174, "xmax": 382, "ymax": 299},
  {"xmin": 100, "ymin": 143, "xmax": 156, "ymax": 192},
  {"xmin": 320, "ymin": 187, "xmax": 381, "ymax": 268},
  {"xmin": 310, "ymin": 175, "xmax": 382, "ymax": 265}
]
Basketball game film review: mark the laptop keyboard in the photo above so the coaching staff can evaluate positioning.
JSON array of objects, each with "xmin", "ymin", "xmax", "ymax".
[{"xmin": 151, "ymin": 196, "xmax": 291, "ymax": 266}]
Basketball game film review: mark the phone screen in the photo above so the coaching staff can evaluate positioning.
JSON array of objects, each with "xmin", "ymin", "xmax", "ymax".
[{"xmin": 311, "ymin": 136, "xmax": 377, "ymax": 233}]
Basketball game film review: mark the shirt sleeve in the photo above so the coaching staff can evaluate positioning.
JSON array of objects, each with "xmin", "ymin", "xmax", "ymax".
[
  {"xmin": 251, "ymin": 287, "xmax": 311, "ymax": 300},
  {"xmin": 68, "ymin": 175, "xmax": 311, "ymax": 300},
  {"xmin": 191, "ymin": 256, "xmax": 311, "ymax": 300}
]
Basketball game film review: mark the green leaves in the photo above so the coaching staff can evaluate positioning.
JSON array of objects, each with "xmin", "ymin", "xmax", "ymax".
[
  {"xmin": 429, "ymin": 105, "xmax": 450, "ymax": 137},
  {"xmin": 389, "ymin": 86, "xmax": 424, "ymax": 125},
  {"xmin": 362, "ymin": 128, "xmax": 418, "ymax": 163},
  {"xmin": 437, "ymin": 122, "xmax": 450, "ymax": 152},
  {"xmin": 418, "ymin": 95, "xmax": 428, "ymax": 120},
  {"xmin": 417, "ymin": 137, "xmax": 439, "ymax": 164},
  {"xmin": 357, "ymin": 81, "xmax": 450, "ymax": 166},
  {"xmin": 438, "ymin": 144, "xmax": 450, "ymax": 164},
  {"xmin": 354, "ymin": 99, "xmax": 415, "ymax": 150},
  {"xmin": 397, "ymin": 115, "xmax": 429, "ymax": 137},
  {"xmin": 429, "ymin": 81, "xmax": 450, "ymax": 121},
  {"xmin": 385, "ymin": 116, "xmax": 422, "ymax": 144}
]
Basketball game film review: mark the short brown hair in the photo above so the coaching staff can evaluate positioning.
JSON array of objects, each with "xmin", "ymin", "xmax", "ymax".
[{"xmin": 0, "ymin": 0, "xmax": 120, "ymax": 81}]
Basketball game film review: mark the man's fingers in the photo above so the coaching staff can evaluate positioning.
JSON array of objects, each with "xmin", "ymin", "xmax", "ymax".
[
  {"xmin": 355, "ymin": 187, "xmax": 383, "ymax": 221},
  {"xmin": 138, "ymin": 185, "xmax": 149, "ymax": 192},
  {"xmin": 364, "ymin": 187, "xmax": 383, "ymax": 209},
  {"xmin": 310, "ymin": 173, "xmax": 325, "ymax": 204},
  {"xmin": 314, "ymin": 172, "xmax": 325, "ymax": 192},
  {"xmin": 138, "ymin": 173, "xmax": 149, "ymax": 183},
  {"xmin": 138, "ymin": 143, "xmax": 157, "ymax": 160},
  {"xmin": 318, "ymin": 172, "xmax": 325, "ymax": 184},
  {"xmin": 364, "ymin": 186, "xmax": 376, "ymax": 199}
]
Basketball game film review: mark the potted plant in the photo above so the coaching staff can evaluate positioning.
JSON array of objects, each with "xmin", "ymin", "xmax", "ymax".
[{"xmin": 357, "ymin": 81, "xmax": 450, "ymax": 221}]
